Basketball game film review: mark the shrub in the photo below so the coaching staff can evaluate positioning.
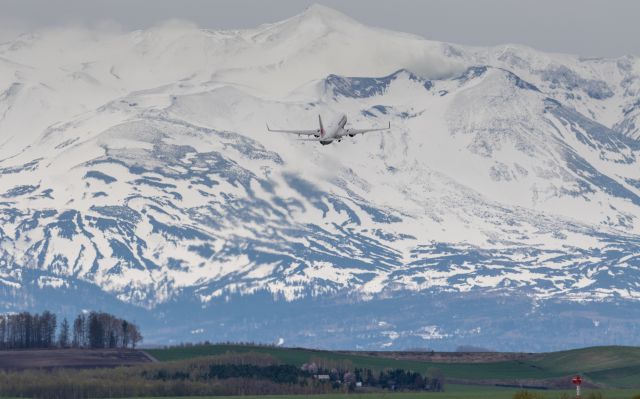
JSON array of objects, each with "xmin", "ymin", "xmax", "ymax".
[{"xmin": 513, "ymin": 390, "xmax": 546, "ymax": 399}]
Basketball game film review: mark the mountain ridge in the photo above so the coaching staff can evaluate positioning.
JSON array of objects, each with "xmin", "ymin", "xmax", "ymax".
[{"xmin": 0, "ymin": 5, "xmax": 639, "ymax": 349}]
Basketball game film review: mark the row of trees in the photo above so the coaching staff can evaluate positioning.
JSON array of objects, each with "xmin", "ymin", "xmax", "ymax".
[
  {"xmin": 72, "ymin": 312, "xmax": 142, "ymax": 349},
  {"xmin": 0, "ymin": 311, "xmax": 58, "ymax": 349},
  {"xmin": 0, "ymin": 311, "xmax": 142, "ymax": 350}
]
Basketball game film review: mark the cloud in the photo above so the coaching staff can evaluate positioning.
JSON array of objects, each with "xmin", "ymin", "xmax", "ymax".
[
  {"xmin": 0, "ymin": 17, "xmax": 30, "ymax": 43},
  {"xmin": 147, "ymin": 18, "xmax": 201, "ymax": 32},
  {"xmin": 405, "ymin": 48, "xmax": 467, "ymax": 80}
]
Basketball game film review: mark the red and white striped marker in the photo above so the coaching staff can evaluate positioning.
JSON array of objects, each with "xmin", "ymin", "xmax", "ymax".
[{"xmin": 572, "ymin": 375, "xmax": 582, "ymax": 398}]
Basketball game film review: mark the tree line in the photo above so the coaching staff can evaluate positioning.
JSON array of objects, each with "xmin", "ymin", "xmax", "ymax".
[
  {"xmin": 0, "ymin": 311, "xmax": 142, "ymax": 350},
  {"xmin": 302, "ymin": 361, "xmax": 444, "ymax": 392},
  {"xmin": 72, "ymin": 312, "xmax": 142, "ymax": 349}
]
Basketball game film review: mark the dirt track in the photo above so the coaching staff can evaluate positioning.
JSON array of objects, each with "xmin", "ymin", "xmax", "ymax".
[{"xmin": 0, "ymin": 349, "xmax": 153, "ymax": 369}]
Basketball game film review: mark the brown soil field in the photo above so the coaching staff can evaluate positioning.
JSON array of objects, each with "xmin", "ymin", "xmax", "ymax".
[{"xmin": 0, "ymin": 349, "xmax": 154, "ymax": 369}]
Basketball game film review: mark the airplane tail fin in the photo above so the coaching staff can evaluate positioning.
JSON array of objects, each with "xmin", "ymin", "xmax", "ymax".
[{"xmin": 318, "ymin": 115, "xmax": 325, "ymax": 137}]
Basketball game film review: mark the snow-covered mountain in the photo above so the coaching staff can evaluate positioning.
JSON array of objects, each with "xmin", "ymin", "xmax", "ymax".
[{"xmin": 1, "ymin": 4, "xmax": 640, "ymax": 350}]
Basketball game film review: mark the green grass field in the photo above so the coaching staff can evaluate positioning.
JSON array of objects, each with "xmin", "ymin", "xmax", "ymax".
[
  {"xmin": 129, "ymin": 384, "xmax": 640, "ymax": 399},
  {"xmin": 2, "ymin": 380, "xmax": 637, "ymax": 399},
  {"xmin": 146, "ymin": 345, "xmax": 640, "ymax": 389},
  {"xmin": 148, "ymin": 344, "xmax": 553, "ymax": 379},
  {"xmin": 126, "ymin": 394, "xmax": 640, "ymax": 399}
]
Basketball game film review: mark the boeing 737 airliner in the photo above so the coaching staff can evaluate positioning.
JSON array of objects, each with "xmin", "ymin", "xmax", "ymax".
[{"xmin": 267, "ymin": 115, "xmax": 391, "ymax": 145}]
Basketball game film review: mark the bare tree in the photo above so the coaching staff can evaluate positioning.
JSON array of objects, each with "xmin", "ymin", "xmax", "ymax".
[
  {"xmin": 121, "ymin": 320, "xmax": 129, "ymax": 349},
  {"xmin": 40, "ymin": 311, "xmax": 57, "ymax": 348},
  {"xmin": 88, "ymin": 312, "xmax": 103, "ymax": 349},
  {"xmin": 72, "ymin": 314, "xmax": 85, "ymax": 348},
  {"xmin": 0, "ymin": 316, "xmax": 5, "ymax": 349},
  {"xmin": 58, "ymin": 318, "xmax": 70, "ymax": 348},
  {"xmin": 130, "ymin": 324, "xmax": 143, "ymax": 349}
]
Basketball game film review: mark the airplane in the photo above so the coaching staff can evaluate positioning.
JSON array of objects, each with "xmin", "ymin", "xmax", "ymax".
[{"xmin": 266, "ymin": 114, "xmax": 391, "ymax": 145}]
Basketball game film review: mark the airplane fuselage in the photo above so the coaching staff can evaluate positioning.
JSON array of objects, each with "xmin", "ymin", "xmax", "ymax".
[{"xmin": 318, "ymin": 114, "xmax": 348, "ymax": 145}]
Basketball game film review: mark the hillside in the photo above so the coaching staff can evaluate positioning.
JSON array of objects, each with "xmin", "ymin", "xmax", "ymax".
[
  {"xmin": 0, "ymin": 4, "xmax": 639, "ymax": 349},
  {"xmin": 147, "ymin": 344, "xmax": 640, "ymax": 389},
  {"xmin": 0, "ymin": 345, "xmax": 639, "ymax": 397}
]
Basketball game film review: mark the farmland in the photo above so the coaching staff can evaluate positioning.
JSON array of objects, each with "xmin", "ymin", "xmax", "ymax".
[
  {"xmin": 126, "ymin": 386, "xmax": 640, "ymax": 399},
  {"xmin": 0, "ymin": 345, "xmax": 639, "ymax": 398},
  {"xmin": 147, "ymin": 344, "xmax": 640, "ymax": 389},
  {"xmin": 0, "ymin": 348, "xmax": 152, "ymax": 370}
]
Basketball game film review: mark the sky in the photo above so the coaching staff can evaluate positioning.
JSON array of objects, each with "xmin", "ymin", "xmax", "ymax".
[{"xmin": 0, "ymin": 0, "xmax": 639, "ymax": 57}]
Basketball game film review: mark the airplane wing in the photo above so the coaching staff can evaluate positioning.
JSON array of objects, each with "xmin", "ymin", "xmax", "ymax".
[
  {"xmin": 341, "ymin": 122, "xmax": 391, "ymax": 137},
  {"xmin": 266, "ymin": 124, "xmax": 319, "ymax": 136}
]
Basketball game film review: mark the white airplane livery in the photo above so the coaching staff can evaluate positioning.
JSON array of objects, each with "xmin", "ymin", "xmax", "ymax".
[{"xmin": 267, "ymin": 115, "xmax": 391, "ymax": 145}]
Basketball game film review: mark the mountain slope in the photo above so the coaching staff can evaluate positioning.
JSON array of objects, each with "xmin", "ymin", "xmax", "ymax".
[{"xmin": 1, "ymin": 4, "xmax": 639, "ymax": 349}]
